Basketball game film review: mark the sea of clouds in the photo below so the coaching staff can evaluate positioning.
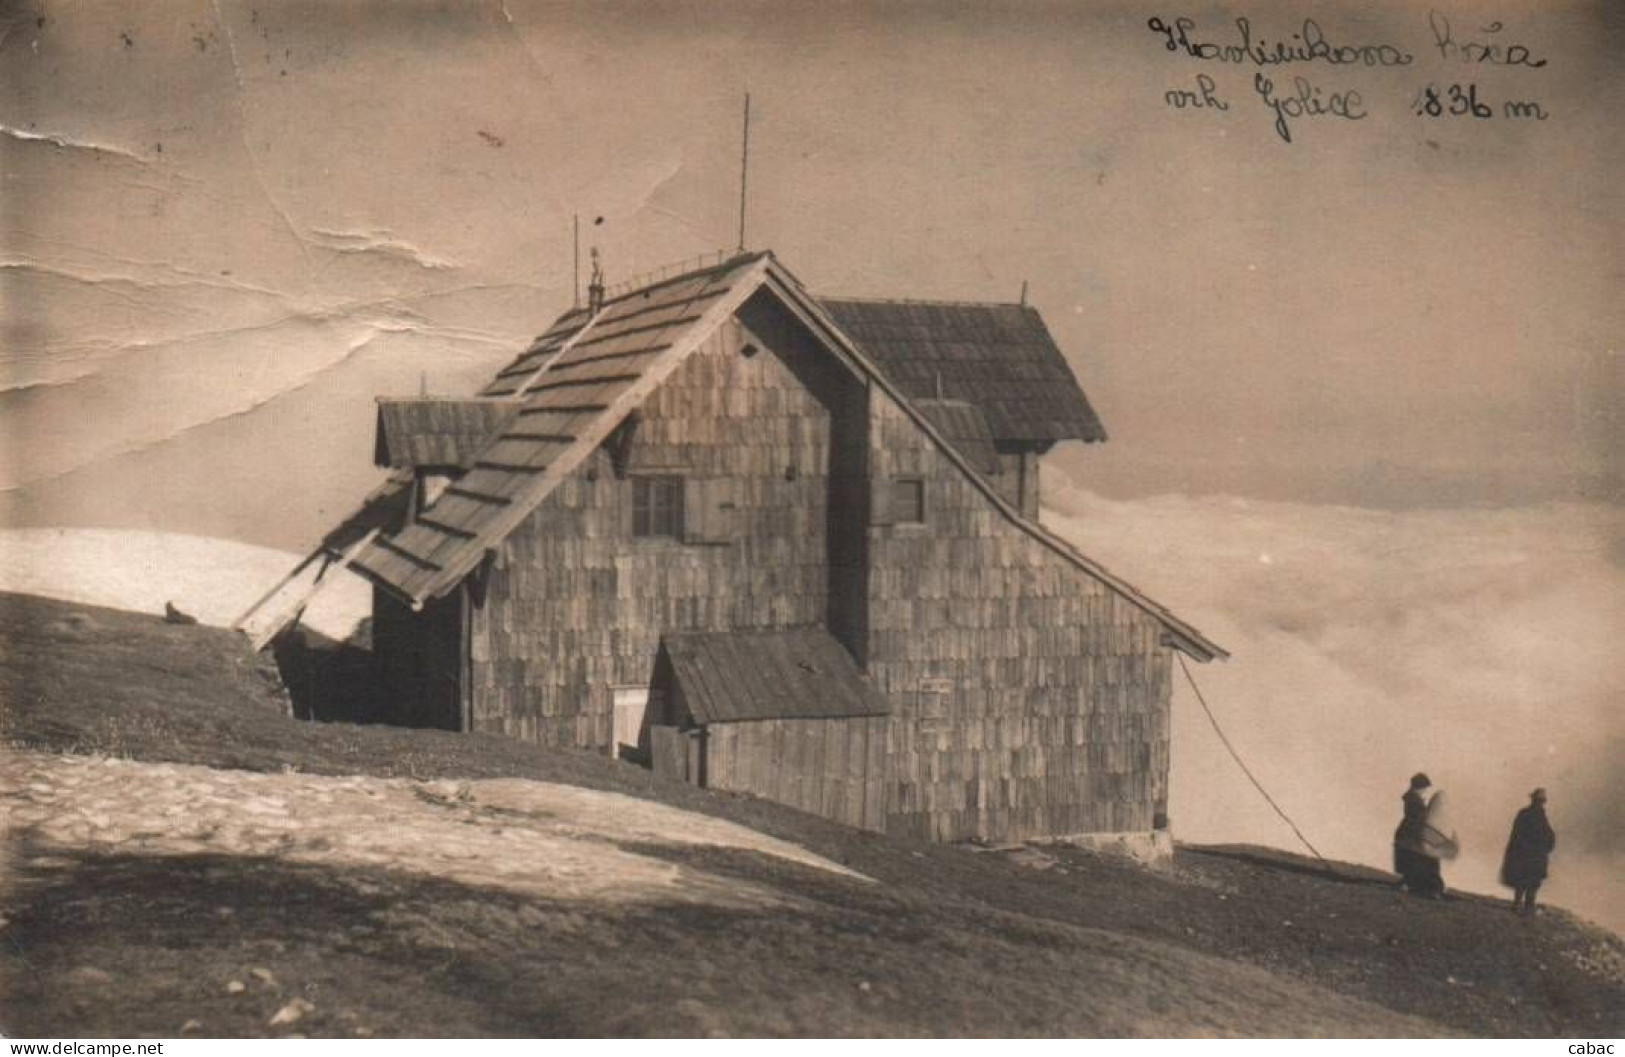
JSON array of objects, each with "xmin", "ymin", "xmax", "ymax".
[{"xmin": 1042, "ymin": 478, "xmax": 1624, "ymax": 933}]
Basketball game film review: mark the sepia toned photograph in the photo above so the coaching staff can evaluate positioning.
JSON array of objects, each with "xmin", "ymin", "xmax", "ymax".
[{"xmin": 0, "ymin": 0, "xmax": 1620, "ymax": 1042}]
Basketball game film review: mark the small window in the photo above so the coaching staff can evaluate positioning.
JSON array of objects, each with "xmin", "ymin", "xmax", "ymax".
[
  {"xmin": 632, "ymin": 475, "xmax": 684, "ymax": 538},
  {"xmin": 412, "ymin": 471, "xmax": 454, "ymax": 520},
  {"xmin": 890, "ymin": 478, "xmax": 926, "ymax": 524}
]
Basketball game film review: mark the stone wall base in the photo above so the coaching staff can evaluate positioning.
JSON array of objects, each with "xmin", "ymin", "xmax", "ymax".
[{"xmin": 1051, "ymin": 828, "xmax": 1174, "ymax": 865}]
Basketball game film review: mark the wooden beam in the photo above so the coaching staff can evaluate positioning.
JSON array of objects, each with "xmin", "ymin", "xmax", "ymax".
[
  {"xmin": 543, "ymin": 344, "xmax": 671, "ymax": 374},
  {"xmin": 246, "ymin": 528, "xmax": 381, "ymax": 652},
  {"xmin": 570, "ymin": 315, "xmax": 702, "ymax": 350},
  {"xmin": 445, "ymin": 484, "xmax": 513, "ymax": 506},
  {"xmin": 521, "ymin": 373, "xmax": 644, "ymax": 393},
  {"xmin": 517, "ymin": 403, "xmax": 609, "ymax": 416},
  {"xmin": 510, "ymin": 302, "xmax": 608, "ymax": 401},
  {"xmin": 375, "ymin": 534, "xmax": 443, "ymax": 569},
  {"xmin": 415, "ymin": 514, "xmax": 477, "ymax": 539},
  {"xmin": 231, "ymin": 546, "xmax": 324, "ymax": 630}
]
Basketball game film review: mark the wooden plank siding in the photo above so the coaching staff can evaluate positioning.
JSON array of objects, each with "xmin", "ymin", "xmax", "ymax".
[
  {"xmin": 865, "ymin": 391, "xmax": 1172, "ymax": 844},
  {"xmin": 649, "ymin": 725, "xmax": 690, "ymax": 782},
  {"xmin": 704, "ymin": 718, "xmax": 888, "ymax": 832}
]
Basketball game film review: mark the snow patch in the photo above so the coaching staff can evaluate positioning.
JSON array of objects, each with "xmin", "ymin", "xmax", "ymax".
[
  {"xmin": 3, "ymin": 752, "xmax": 869, "ymax": 908},
  {"xmin": 0, "ymin": 528, "xmax": 368, "ymax": 641}
]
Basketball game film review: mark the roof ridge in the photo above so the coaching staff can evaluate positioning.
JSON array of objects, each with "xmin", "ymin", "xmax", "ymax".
[
  {"xmin": 375, "ymin": 395, "xmax": 514, "ymax": 404},
  {"xmin": 603, "ymin": 250, "xmax": 771, "ymax": 308},
  {"xmin": 818, "ymin": 294, "xmax": 1033, "ymax": 310}
]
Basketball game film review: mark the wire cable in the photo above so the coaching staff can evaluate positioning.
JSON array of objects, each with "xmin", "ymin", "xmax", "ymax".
[{"xmin": 1176, "ymin": 652, "xmax": 1327, "ymax": 862}]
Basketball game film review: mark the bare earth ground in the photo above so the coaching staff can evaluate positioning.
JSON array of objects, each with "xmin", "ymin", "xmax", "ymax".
[{"xmin": 1, "ymin": 592, "xmax": 1621, "ymax": 1038}]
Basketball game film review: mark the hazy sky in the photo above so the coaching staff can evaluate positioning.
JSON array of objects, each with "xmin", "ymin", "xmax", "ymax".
[{"xmin": 0, "ymin": 0, "xmax": 1620, "ymax": 544}]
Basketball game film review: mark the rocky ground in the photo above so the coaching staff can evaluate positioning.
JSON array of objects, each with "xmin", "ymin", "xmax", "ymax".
[{"xmin": 1, "ymin": 592, "xmax": 1621, "ymax": 1037}]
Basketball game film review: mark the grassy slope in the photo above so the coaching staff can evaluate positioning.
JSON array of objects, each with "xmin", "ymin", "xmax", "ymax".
[{"xmin": 1, "ymin": 592, "xmax": 1620, "ymax": 1038}]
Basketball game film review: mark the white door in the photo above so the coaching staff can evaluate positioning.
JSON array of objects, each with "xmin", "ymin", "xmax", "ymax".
[{"xmin": 611, "ymin": 686, "xmax": 649, "ymax": 759}]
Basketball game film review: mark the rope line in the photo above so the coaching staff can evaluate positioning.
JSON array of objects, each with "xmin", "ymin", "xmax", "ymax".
[{"xmin": 1176, "ymin": 652, "xmax": 1326, "ymax": 862}]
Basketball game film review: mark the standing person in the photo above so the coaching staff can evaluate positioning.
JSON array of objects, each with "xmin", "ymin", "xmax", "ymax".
[
  {"xmin": 1501, "ymin": 788, "xmax": 1556, "ymax": 915},
  {"xmin": 1394, "ymin": 772, "xmax": 1445, "ymax": 897}
]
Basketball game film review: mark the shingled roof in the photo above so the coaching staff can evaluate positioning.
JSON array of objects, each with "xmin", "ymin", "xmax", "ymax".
[
  {"xmin": 662, "ymin": 628, "xmax": 891, "ymax": 724},
  {"xmin": 316, "ymin": 251, "xmax": 1223, "ymax": 661},
  {"xmin": 817, "ymin": 298, "xmax": 1107, "ymax": 446},
  {"xmin": 374, "ymin": 398, "xmax": 518, "ymax": 470},
  {"xmin": 334, "ymin": 253, "xmax": 770, "ymax": 601}
]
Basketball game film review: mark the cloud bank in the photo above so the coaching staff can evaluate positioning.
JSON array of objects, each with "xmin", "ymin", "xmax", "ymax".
[{"xmin": 1043, "ymin": 479, "xmax": 1623, "ymax": 932}]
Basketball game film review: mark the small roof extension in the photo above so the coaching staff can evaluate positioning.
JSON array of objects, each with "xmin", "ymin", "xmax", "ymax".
[
  {"xmin": 819, "ymin": 298, "xmax": 1107, "ymax": 447},
  {"xmin": 374, "ymin": 398, "xmax": 519, "ymax": 471}
]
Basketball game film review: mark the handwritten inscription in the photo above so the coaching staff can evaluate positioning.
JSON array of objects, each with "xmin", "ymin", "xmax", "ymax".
[
  {"xmin": 1427, "ymin": 11, "xmax": 1548, "ymax": 68},
  {"xmin": 1148, "ymin": 16, "xmax": 1413, "ymax": 67},
  {"xmin": 1254, "ymin": 74, "xmax": 1366, "ymax": 143},
  {"xmin": 1414, "ymin": 84, "xmax": 1550, "ymax": 121},
  {"xmin": 1165, "ymin": 74, "xmax": 1230, "ymax": 110},
  {"xmin": 1148, "ymin": 9, "xmax": 1551, "ymax": 144}
]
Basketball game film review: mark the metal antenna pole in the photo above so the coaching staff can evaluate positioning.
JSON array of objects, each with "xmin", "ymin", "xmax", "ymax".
[
  {"xmin": 573, "ymin": 214, "xmax": 581, "ymax": 310},
  {"xmin": 737, "ymin": 92, "xmax": 751, "ymax": 253}
]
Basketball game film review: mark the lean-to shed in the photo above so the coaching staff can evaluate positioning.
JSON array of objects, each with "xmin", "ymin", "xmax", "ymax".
[{"xmin": 649, "ymin": 627, "xmax": 891, "ymax": 831}]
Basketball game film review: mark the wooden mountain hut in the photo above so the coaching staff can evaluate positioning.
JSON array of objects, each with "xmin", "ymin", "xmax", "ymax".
[{"xmin": 257, "ymin": 250, "xmax": 1225, "ymax": 844}]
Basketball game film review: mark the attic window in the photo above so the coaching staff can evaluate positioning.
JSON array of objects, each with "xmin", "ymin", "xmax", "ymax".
[
  {"xmin": 889, "ymin": 478, "xmax": 926, "ymax": 524},
  {"xmin": 412, "ymin": 471, "xmax": 454, "ymax": 520},
  {"xmin": 420, "ymin": 472, "xmax": 453, "ymax": 507},
  {"xmin": 632, "ymin": 475, "xmax": 684, "ymax": 538}
]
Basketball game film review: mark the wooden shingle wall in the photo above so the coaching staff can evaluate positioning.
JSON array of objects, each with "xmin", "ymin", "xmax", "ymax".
[
  {"xmin": 988, "ymin": 449, "xmax": 1041, "ymax": 519},
  {"xmin": 866, "ymin": 394, "xmax": 1173, "ymax": 843},
  {"xmin": 987, "ymin": 451, "xmax": 1026, "ymax": 513},
  {"xmin": 465, "ymin": 320, "xmax": 836, "ymax": 750}
]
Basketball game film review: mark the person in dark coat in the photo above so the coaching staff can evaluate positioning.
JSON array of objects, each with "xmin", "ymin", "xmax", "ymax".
[
  {"xmin": 1393, "ymin": 772, "xmax": 1444, "ymax": 897},
  {"xmin": 1501, "ymin": 788, "xmax": 1556, "ymax": 915}
]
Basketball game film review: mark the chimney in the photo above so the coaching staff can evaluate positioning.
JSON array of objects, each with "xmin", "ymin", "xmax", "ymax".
[{"xmin": 587, "ymin": 247, "xmax": 606, "ymax": 315}]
